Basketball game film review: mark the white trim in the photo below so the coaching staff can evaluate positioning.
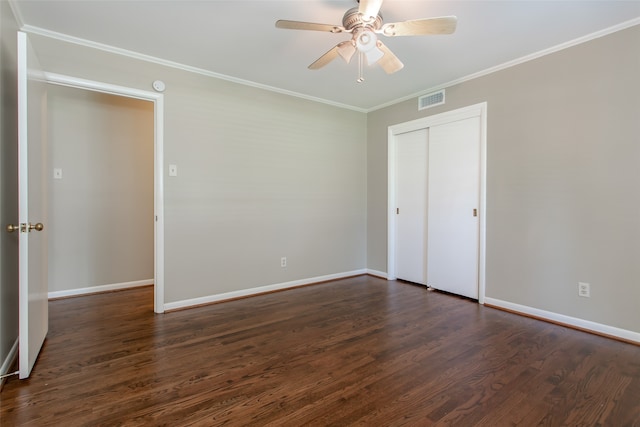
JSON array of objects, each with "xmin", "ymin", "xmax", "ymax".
[
  {"xmin": 366, "ymin": 269, "xmax": 388, "ymax": 279},
  {"xmin": 48, "ymin": 279, "xmax": 153, "ymax": 300},
  {"xmin": 370, "ymin": 18, "xmax": 640, "ymax": 112},
  {"xmin": 44, "ymin": 72, "xmax": 161, "ymax": 102},
  {"xmin": 44, "ymin": 72, "xmax": 166, "ymax": 314},
  {"xmin": 21, "ymin": 25, "xmax": 366, "ymax": 113},
  {"xmin": 478, "ymin": 106, "xmax": 488, "ymax": 305},
  {"xmin": 387, "ymin": 103, "xmax": 487, "ymax": 304},
  {"xmin": 484, "ymin": 297, "xmax": 640, "ymax": 345},
  {"xmin": 0, "ymin": 339, "xmax": 19, "ymax": 387},
  {"xmin": 154, "ymin": 96, "xmax": 165, "ymax": 313},
  {"xmin": 164, "ymin": 270, "xmax": 367, "ymax": 312}
]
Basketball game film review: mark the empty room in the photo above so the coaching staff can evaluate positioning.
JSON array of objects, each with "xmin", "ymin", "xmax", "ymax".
[{"xmin": 1, "ymin": 0, "xmax": 639, "ymax": 425}]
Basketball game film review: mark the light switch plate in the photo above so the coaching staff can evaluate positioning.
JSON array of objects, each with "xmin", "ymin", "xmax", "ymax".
[
  {"xmin": 169, "ymin": 164, "xmax": 177, "ymax": 177},
  {"xmin": 53, "ymin": 168, "xmax": 63, "ymax": 179}
]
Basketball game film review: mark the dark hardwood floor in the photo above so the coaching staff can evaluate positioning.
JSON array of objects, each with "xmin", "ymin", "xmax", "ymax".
[{"xmin": 1, "ymin": 275, "xmax": 638, "ymax": 426}]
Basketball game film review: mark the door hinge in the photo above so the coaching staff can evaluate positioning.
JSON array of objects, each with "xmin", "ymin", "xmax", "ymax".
[{"xmin": 473, "ymin": 208, "xmax": 478, "ymax": 217}]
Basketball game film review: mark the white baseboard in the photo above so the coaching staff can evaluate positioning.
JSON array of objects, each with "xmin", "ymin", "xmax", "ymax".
[
  {"xmin": 1, "ymin": 339, "xmax": 19, "ymax": 388},
  {"xmin": 366, "ymin": 269, "xmax": 388, "ymax": 279},
  {"xmin": 484, "ymin": 297, "xmax": 640, "ymax": 344},
  {"xmin": 164, "ymin": 269, "xmax": 367, "ymax": 311},
  {"xmin": 48, "ymin": 279, "xmax": 154, "ymax": 300}
]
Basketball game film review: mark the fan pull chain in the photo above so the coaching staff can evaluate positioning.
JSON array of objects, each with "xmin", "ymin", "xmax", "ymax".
[{"xmin": 357, "ymin": 52, "xmax": 365, "ymax": 83}]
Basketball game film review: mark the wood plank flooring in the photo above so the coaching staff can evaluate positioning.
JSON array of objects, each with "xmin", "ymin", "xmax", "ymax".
[{"xmin": 1, "ymin": 275, "xmax": 638, "ymax": 426}]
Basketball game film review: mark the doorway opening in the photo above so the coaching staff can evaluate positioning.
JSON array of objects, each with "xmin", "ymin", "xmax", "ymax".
[{"xmin": 45, "ymin": 73, "xmax": 165, "ymax": 313}]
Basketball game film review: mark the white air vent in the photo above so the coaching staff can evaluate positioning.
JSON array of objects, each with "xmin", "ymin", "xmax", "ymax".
[{"xmin": 418, "ymin": 90, "xmax": 445, "ymax": 110}]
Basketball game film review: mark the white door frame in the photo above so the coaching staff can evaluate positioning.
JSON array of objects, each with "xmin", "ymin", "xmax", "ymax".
[
  {"xmin": 387, "ymin": 102, "xmax": 487, "ymax": 304},
  {"xmin": 44, "ymin": 73, "xmax": 165, "ymax": 313}
]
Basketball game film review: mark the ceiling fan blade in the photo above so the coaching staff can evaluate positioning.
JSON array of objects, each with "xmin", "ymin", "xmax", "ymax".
[
  {"xmin": 276, "ymin": 20, "xmax": 345, "ymax": 33},
  {"xmin": 380, "ymin": 16, "xmax": 457, "ymax": 37},
  {"xmin": 358, "ymin": 0, "xmax": 384, "ymax": 22},
  {"xmin": 377, "ymin": 41, "xmax": 404, "ymax": 74},
  {"xmin": 308, "ymin": 44, "xmax": 342, "ymax": 70}
]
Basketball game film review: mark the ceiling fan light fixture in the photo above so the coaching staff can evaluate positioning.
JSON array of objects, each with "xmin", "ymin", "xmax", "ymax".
[
  {"xmin": 337, "ymin": 41, "xmax": 357, "ymax": 63},
  {"xmin": 356, "ymin": 30, "xmax": 384, "ymax": 65},
  {"xmin": 356, "ymin": 30, "xmax": 376, "ymax": 51},
  {"xmin": 364, "ymin": 46, "xmax": 384, "ymax": 65}
]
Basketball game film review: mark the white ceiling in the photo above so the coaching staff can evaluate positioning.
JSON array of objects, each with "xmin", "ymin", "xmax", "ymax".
[{"xmin": 12, "ymin": 0, "xmax": 640, "ymax": 111}]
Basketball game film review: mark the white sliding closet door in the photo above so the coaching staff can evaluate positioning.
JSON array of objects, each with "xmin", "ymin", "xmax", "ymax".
[
  {"xmin": 426, "ymin": 117, "xmax": 480, "ymax": 299},
  {"xmin": 395, "ymin": 129, "xmax": 428, "ymax": 285}
]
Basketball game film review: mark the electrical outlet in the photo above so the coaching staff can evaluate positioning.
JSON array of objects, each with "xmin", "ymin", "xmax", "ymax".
[
  {"xmin": 578, "ymin": 282, "xmax": 590, "ymax": 298},
  {"xmin": 281, "ymin": 257, "xmax": 287, "ymax": 268}
]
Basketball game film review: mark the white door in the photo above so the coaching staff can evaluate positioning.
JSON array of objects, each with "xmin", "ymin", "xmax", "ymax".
[
  {"xmin": 426, "ymin": 117, "xmax": 480, "ymax": 299},
  {"xmin": 395, "ymin": 129, "xmax": 428, "ymax": 284},
  {"xmin": 16, "ymin": 31, "xmax": 48, "ymax": 379}
]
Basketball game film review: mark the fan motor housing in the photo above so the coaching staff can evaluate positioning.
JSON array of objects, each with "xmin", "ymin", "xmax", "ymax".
[{"xmin": 342, "ymin": 7, "xmax": 383, "ymax": 31}]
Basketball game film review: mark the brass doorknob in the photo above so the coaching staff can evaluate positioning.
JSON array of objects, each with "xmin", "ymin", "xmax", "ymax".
[
  {"xmin": 29, "ymin": 223, "xmax": 44, "ymax": 232},
  {"xmin": 6, "ymin": 223, "xmax": 44, "ymax": 233}
]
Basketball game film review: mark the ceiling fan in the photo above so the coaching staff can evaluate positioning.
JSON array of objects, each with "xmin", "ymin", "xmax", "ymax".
[{"xmin": 275, "ymin": 0, "xmax": 457, "ymax": 82}]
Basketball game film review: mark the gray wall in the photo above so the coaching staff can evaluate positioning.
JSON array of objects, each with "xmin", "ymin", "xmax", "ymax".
[
  {"xmin": 47, "ymin": 86, "xmax": 154, "ymax": 293},
  {"xmin": 368, "ymin": 25, "xmax": 640, "ymax": 333},
  {"xmin": 28, "ymin": 33, "xmax": 368, "ymax": 304},
  {"xmin": 0, "ymin": 0, "xmax": 19, "ymax": 376}
]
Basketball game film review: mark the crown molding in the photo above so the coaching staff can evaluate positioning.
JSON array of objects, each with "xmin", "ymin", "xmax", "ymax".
[
  {"xmin": 20, "ymin": 24, "xmax": 368, "ymax": 114},
  {"xmin": 369, "ymin": 17, "xmax": 640, "ymax": 112}
]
